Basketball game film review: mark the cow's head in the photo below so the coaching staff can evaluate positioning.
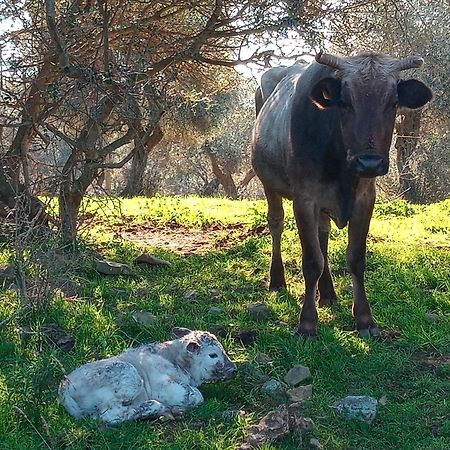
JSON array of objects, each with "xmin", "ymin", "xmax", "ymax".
[
  {"xmin": 311, "ymin": 52, "xmax": 432, "ymax": 178},
  {"xmin": 172, "ymin": 328, "xmax": 237, "ymax": 386}
]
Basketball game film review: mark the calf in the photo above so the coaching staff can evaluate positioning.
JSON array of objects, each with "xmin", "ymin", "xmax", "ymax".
[{"xmin": 59, "ymin": 328, "xmax": 237, "ymax": 424}]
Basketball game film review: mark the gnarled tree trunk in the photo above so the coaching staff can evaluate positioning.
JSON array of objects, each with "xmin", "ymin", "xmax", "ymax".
[{"xmin": 395, "ymin": 109, "xmax": 422, "ymax": 202}]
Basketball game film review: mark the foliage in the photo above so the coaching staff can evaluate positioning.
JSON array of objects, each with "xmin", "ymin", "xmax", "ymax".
[{"xmin": 1, "ymin": 196, "xmax": 449, "ymax": 449}]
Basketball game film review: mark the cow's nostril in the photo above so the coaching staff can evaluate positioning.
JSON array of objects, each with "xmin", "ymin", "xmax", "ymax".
[{"xmin": 351, "ymin": 154, "xmax": 387, "ymax": 177}]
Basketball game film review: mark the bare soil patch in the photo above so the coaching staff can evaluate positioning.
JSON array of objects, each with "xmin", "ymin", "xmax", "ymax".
[{"xmin": 119, "ymin": 222, "xmax": 267, "ymax": 255}]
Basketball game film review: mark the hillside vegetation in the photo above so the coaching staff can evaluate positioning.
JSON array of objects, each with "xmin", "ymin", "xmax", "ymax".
[{"xmin": 1, "ymin": 196, "xmax": 449, "ymax": 449}]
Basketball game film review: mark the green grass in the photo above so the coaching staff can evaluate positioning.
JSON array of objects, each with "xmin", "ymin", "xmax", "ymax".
[{"xmin": 1, "ymin": 196, "xmax": 449, "ymax": 449}]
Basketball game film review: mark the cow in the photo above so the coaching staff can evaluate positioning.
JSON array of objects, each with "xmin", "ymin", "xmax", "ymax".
[
  {"xmin": 59, "ymin": 328, "xmax": 237, "ymax": 424},
  {"xmin": 252, "ymin": 51, "xmax": 432, "ymax": 339}
]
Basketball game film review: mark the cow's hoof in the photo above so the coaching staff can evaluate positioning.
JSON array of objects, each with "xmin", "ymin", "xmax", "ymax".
[
  {"xmin": 269, "ymin": 283, "xmax": 286, "ymax": 292},
  {"xmin": 295, "ymin": 325, "xmax": 317, "ymax": 340},
  {"xmin": 318, "ymin": 296, "xmax": 338, "ymax": 307},
  {"xmin": 358, "ymin": 326, "xmax": 381, "ymax": 339}
]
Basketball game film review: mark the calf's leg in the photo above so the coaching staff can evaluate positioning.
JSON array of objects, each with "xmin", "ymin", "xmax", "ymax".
[
  {"xmin": 293, "ymin": 198, "xmax": 323, "ymax": 338},
  {"xmin": 347, "ymin": 182, "xmax": 380, "ymax": 338},
  {"xmin": 318, "ymin": 213, "xmax": 338, "ymax": 307},
  {"xmin": 265, "ymin": 188, "xmax": 286, "ymax": 290}
]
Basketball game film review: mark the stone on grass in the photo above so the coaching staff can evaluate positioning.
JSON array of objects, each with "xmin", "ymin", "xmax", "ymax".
[
  {"xmin": 135, "ymin": 253, "xmax": 171, "ymax": 267},
  {"xmin": 242, "ymin": 363, "xmax": 270, "ymax": 383},
  {"xmin": 222, "ymin": 409, "xmax": 246, "ymax": 420},
  {"xmin": 183, "ymin": 290, "xmax": 199, "ymax": 301},
  {"xmin": 334, "ymin": 395, "xmax": 378, "ymax": 424},
  {"xmin": 208, "ymin": 306, "xmax": 223, "ymax": 315},
  {"xmin": 254, "ymin": 352, "xmax": 273, "ymax": 364},
  {"xmin": 235, "ymin": 330, "xmax": 257, "ymax": 346},
  {"xmin": 284, "ymin": 364, "xmax": 311, "ymax": 386},
  {"xmin": 262, "ymin": 379, "xmax": 285, "ymax": 398},
  {"xmin": 309, "ymin": 438, "xmax": 323, "ymax": 449},
  {"xmin": 425, "ymin": 312, "xmax": 440, "ymax": 322},
  {"xmin": 247, "ymin": 303, "xmax": 270, "ymax": 321},
  {"xmin": 132, "ymin": 310, "xmax": 157, "ymax": 327},
  {"xmin": 96, "ymin": 260, "xmax": 133, "ymax": 276},
  {"xmin": 287, "ymin": 384, "xmax": 313, "ymax": 403}
]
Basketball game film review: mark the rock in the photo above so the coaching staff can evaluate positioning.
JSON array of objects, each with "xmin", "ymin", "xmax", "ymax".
[
  {"xmin": 96, "ymin": 260, "xmax": 133, "ymax": 276},
  {"xmin": 294, "ymin": 415, "xmax": 315, "ymax": 431},
  {"xmin": 0, "ymin": 265, "xmax": 15, "ymax": 281},
  {"xmin": 334, "ymin": 395, "xmax": 378, "ymax": 424},
  {"xmin": 38, "ymin": 323, "xmax": 75, "ymax": 351},
  {"xmin": 135, "ymin": 253, "xmax": 171, "ymax": 267},
  {"xmin": 309, "ymin": 438, "xmax": 323, "ymax": 449},
  {"xmin": 136, "ymin": 287, "xmax": 150, "ymax": 297},
  {"xmin": 254, "ymin": 352, "xmax": 273, "ymax": 364},
  {"xmin": 132, "ymin": 310, "xmax": 157, "ymax": 327},
  {"xmin": 242, "ymin": 363, "xmax": 270, "ymax": 383},
  {"xmin": 183, "ymin": 290, "xmax": 199, "ymax": 301},
  {"xmin": 284, "ymin": 364, "xmax": 311, "ymax": 386},
  {"xmin": 222, "ymin": 409, "xmax": 246, "ymax": 420},
  {"xmin": 247, "ymin": 303, "xmax": 270, "ymax": 321},
  {"xmin": 208, "ymin": 306, "xmax": 223, "ymax": 315},
  {"xmin": 262, "ymin": 379, "xmax": 285, "ymax": 398},
  {"xmin": 239, "ymin": 405, "xmax": 291, "ymax": 449},
  {"xmin": 287, "ymin": 384, "xmax": 313, "ymax": 402},
  {"xmin": 425, "ymin": 312, "xmax": 440, "ymax": 322}
]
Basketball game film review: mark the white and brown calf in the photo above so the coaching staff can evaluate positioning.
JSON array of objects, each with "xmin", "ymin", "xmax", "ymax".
[{"xmin": 59, "ymin": 328, "xmax": 236, "ymax": 424}]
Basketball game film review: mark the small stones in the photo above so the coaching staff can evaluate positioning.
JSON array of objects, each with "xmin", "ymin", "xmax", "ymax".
[
  {"xmin": 284, "ymin": 364, "xmax": 311, "ymax": 386},
  {"xmin": 242, "ymin": 363, "xmax": 270, "ymax": 383},
  {"xmin": 262, "ymin": 379, "xmax": 285, "ymax": 398},
  {"xmin": 425, "ymin": 312, "xmax": 440, "ymax": 322},
  {"xmin": 222, "ymin": 409, "xmax": 246, "ymax": 420},
  {"xmin": 208, "ymin": 306, "xmax": 223, "ymax": 315},
  {"xmin": 287, "ymin": 384, "xmax": 313, "ymax": 403},
  {"xmin": 235, "ymin": 330, "xmax": 257, "ymax": 346},
  {"xmin": 96, "ymin": 260, "xmax": 133, "ymax": 276},
  {"xmin": 131, "ymin": 310, "xmax": 158, "ymax": 327},
  {"xmin": 183, "ymin": 290, "xmax": 199, "ymax": 301},
  {"xmin": 247, "ymin": 303, "xmax": 270, "ymax": 321},
  {"xmin": 334, "ymin": 395, "xmax": 378, "ymax": 424},
  {"xmin": 309, "ymin": 438, "xmax": 323, "ymax": 449},
  {"xmin": 254, "ymin": 352, "xmax": 273, "ymax": 364},
  {"xmin": 135, "ymin": 253, "xmax": 171, "ymax": 267}
]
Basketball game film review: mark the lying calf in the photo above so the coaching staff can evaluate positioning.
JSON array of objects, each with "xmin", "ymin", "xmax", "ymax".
[{"xmin": 59, "ymin": 328, "xmax": 236, "ymax": 424}]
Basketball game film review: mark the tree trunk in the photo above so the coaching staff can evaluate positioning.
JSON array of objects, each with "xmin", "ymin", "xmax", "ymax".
[
  {"xmin": 395, "ymin": 109, "xmax": 422, "ymax": 202},
  {"xmin": 203, "ymin": 142, "xmax": 238, "ymax": 198},
  {"xmin": 121, "ymin": 124, "xmax": 163, "ymax": 196}
]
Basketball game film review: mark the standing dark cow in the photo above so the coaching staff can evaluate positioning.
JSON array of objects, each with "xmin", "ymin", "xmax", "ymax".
[{"xmin": 252, "ymin": 52, "xmax": 432, "ymax": 339}]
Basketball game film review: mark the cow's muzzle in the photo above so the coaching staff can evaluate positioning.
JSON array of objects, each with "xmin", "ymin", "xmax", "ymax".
[{"xmin": 349, "ymin": 154, "xmax": 388, "ymax": 178}]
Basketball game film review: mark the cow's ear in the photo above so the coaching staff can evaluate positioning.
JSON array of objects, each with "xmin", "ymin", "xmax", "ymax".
[
  {"xmin": 397, "ymin": 79, "xmax": 432, "ymax": 109},
  {"xmin": 310, "ymin": 77, "xmax": 341, "ymax": 109},
  {"xmin": 186, "ymin": 341, "xmax": 200, "ymax": 352},
  {"xmin": 172, "ymin": 327, "xmax": 192, "ymax": 338}
]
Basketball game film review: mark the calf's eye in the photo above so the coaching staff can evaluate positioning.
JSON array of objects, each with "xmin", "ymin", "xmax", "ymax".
[{"xmin": 209, "ymin": 353, "xmax": 218, "ymax": 359}]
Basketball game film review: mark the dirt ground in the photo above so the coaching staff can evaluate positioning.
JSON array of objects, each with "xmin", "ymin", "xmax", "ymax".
[{"xmin": 119, "ymin": 222, "xmax": 267, "ymax": 255}]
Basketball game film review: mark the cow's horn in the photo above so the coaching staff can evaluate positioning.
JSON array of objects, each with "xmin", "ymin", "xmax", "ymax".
[
  {"xmin": 315, "ymin": 51, "xmax": 346, "ymax": 70},
  {"xmin": 394, "ymin": 56, "xmax": 424, "ymax": 71}
]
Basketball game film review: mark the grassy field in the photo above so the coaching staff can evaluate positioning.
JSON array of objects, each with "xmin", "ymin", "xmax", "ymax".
[{"xmin": 1, "ymin": 196, "xmax": 449, "ymax": 449}]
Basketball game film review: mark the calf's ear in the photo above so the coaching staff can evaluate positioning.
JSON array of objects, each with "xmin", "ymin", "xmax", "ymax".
[
  {"xmin": 397, "ymin": 79, "xmax": 433, "ymax": 109},
  {"xmin": 310, "ymin": 77, "xmax": 341, "ymax": 109},
  {"xmin": 172, "ymin": 327, "xmax": 192, "ymax": 338},
  {"xmin": 186, "ymin": 341, "xmax": 200, "ymax": 352}
]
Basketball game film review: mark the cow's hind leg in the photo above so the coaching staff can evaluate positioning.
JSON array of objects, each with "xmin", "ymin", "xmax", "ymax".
[
  {"xmin": 318, "ymin": 213, "xmax": 338, "ymax": 307},
  {"xmin": 347, "ymin": 183, "xmax": 380, "ymax": 338},
  {"xmin": 265, "ymin": 188, "xmax": 286, "ymax": 291},
  {"xmin": 131, "ymin": 400, "xmax": 174, "ymax": 421},
  {"xmin": 293, "ymin": 199, "xmax": 322, "ymax": 338}
]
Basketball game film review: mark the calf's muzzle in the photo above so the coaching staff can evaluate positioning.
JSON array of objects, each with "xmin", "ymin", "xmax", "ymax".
[{"xmin": 349, "ymin": 154, "xmax": 388, "ymax": 178}]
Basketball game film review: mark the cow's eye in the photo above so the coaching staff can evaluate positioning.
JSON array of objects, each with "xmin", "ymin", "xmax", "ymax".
[{"xmin": 209, "ymin": 353, "xmax": 218, "ymax": 359}]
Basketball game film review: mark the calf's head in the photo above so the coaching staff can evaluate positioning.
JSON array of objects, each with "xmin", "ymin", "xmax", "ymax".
[
  {"xmin": 172, "ymin": 328, "xmax": 237, "ymax": 385},
  {"xmin": 311, "ymin": 52, "xmax": 432, "ymax": 178}
]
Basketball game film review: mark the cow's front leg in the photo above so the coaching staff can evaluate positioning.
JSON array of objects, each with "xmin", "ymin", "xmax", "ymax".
[
  {"xmin": 265, "ymin": 188, "xmax": 286, "ymax": 291},
  {"xmin": 347, "ymin": 181, "xmax": 380, "ymax": 338},
  {"xmin": 293, "ymin": 198, "xmax": 323, "ymax": 338},
  {"xmin": 318, "ymin": 213, "xmax": 338, "ymax": 307},
  {"xmin": 131, "ymin": 399, "xmax": 174, "ymax": 421}
]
